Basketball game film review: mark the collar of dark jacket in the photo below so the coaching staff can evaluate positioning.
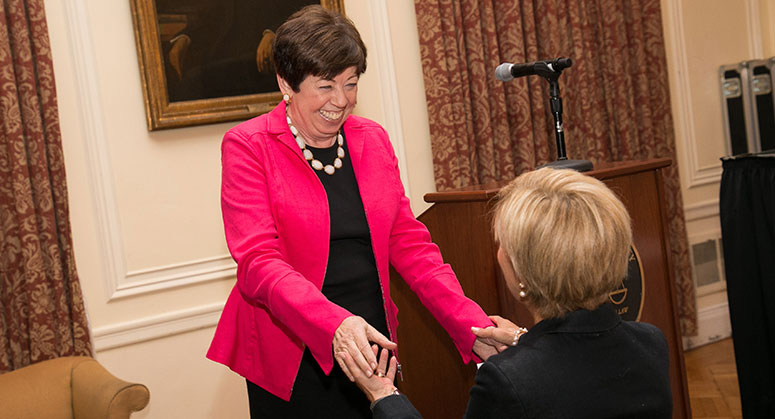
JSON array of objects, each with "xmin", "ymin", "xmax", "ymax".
[{"xmin": 520, "ymin": 302, "xmax": 621, "ymax": 344}]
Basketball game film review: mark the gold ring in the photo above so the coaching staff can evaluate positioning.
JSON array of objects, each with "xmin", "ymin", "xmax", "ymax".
[{"xmin": 376, "ymin": 372, "xmax": 386, "ymax": 377}]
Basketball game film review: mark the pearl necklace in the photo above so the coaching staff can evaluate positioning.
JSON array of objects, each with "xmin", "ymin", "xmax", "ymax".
[{"xmin": 286, "ymin": 113, "xmax": 344, "ymax": 175}]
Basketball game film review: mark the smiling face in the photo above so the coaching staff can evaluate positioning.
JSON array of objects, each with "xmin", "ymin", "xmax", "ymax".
[{"xmin": 278, "ymin": 66, "xmax": 359, "ymax": 147}]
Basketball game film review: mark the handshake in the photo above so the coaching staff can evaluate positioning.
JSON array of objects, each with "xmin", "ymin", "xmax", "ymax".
[{"xmin": 335, "ymin": 314, "xmax": 528, "ymax": 405}]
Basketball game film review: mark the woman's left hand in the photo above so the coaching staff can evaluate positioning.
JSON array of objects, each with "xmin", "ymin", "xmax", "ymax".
[
  {"xmin": 337, "ymin": 345, "xmax": 398, "ymax": 403},
  {"xmin": 471, "ymin": 315, "xmax": 527, "ymax": 352},
  {"xmin": 334, "ymin": 316, "xmax": 397, "ymax": 381}
]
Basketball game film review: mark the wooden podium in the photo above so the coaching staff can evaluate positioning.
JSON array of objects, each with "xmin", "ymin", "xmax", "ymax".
[{"xmin": 390, "ymin": 159, "xmax": 691, "ymax": 418}]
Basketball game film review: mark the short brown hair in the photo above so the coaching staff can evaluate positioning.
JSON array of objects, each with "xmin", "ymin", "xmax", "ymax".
[
  {"xmin": 493, "ymin": 168, "xmax": 633, "ymax": 319},
  {"xmin": 272, "ymin": 5, "xmax": 367, "ymax": 91}
]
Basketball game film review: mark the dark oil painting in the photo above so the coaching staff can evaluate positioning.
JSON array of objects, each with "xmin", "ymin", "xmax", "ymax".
[{"xmin": 155, "ymin": 0, "xmax": 320, "ymax": 102}]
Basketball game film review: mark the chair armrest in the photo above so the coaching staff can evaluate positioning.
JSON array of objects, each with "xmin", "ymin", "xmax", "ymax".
[
  {"xmin": 71, "ymin": 357, "xmax": 150, "ymax": 419},
  {"xmin": 0, "ymin": 358, "xmax": 75, "ymax": 419}
]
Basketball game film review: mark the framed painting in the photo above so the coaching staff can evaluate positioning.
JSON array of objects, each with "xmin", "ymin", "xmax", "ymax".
[{"xmin": 130, "ymin": 0, "xmax": 345, "ymax": 130}]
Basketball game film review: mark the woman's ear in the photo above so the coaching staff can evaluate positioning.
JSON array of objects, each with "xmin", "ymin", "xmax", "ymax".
[
  {"xmin": 276, "ymin": 75, "xmax": 292, "ymax": 96},
  {"xmin": 497, "ymin": 247, "xmax": 518, "ymax": 286}
]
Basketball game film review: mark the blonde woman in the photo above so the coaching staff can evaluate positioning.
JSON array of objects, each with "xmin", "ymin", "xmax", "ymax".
[{"xmin": 342, "ymin": 168, "xmax": 672, "ymax": 418}]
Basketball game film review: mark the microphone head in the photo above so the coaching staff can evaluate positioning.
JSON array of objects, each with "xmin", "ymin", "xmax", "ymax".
[
  {"xmin": 551, "ymin": 58, "xmax": 573, "ymax": 71},
  {"xmin": 495, "ymin": 63, "xmax": 514, "ymax": 82}
]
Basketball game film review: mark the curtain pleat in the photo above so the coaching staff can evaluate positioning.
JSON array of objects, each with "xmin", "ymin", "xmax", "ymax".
[
  {"xmin": 0, "ymin": 0, "xmax": 92, "ymax": 373},
  {"xmin": 414, "ymin": 0, "xmax": 697, "ymax": 335}
]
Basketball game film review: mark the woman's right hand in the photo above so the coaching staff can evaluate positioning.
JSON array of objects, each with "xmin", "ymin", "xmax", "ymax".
[{"xmin": 333, "ymin": 316, "xmax": 396, "ymax": 381}]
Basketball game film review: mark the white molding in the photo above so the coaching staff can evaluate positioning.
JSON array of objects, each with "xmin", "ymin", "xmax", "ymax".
[
  {"xmin": 687, "ymin": 225, "xmax": 721, "ymax": 244},
  {"xmin": 683, "ymin": 303, "xmax": 732, "ymax": 350},
  {"xmin": 746, "ymin": 0, "xmax": 764, "ymax": 58},
  {"xmin": 683, "ymin": 199, "xmax": 719, "ymax": 222},
  {"xmin": 665, "ymin": 0, "xmax": 723, "ymax": 189},
  {"xmin": 93, "ymin": 302, "xmax": 224, "ymax": 351},
  {"xmin": 62, "ymin": 0, "xmax": 235, "ymax": 301},
  {"xmin": 63, "ymin": 0, "xmax": 128, "ymax": 300},
  {"xmin": 115, "ymin": 255, "xmax": 237, "ymax": 300},
  {"xmin": 369, "ymin": 0, "xmax": 411, "ymax": 199}
]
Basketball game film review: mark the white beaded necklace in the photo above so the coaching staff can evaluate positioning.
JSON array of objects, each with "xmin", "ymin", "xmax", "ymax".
[{"xmin": 286, "ymin": 112, "xmax": 344, "ymax": 175}]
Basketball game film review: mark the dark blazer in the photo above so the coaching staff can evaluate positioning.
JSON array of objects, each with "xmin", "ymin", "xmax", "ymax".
[{"xmin": 373, "ymin": 303, "xmax": 672, "ymax": 418}]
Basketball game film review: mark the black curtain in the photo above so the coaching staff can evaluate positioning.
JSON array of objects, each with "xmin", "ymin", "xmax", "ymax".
[{"xmin": 719, "ymin": 156, "xmax": 775, "ymax": 418}]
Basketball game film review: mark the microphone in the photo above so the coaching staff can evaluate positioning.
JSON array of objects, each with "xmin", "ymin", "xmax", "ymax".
[{"xmin": 495, "ymin": 58, "xmax": 572, "ymax": 81}]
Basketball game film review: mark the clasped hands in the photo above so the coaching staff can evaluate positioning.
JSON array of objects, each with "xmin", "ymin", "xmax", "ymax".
[
  {"xmin": 331, "ymin": 315, "xmax": 398, "ymax": 403},
  {"xmin": 335, "ymin": 314, "xmax": 527, "ymax": 405},
  {"xmin": 333, "ymin": 315, "xmax": 526, "ymax": 383},
  {"xmin": 471, "ymin": 315, "xmax": 527, "ymax": 354},
  {"xmin": 333, "ymin": 316, "xmax": 396, "ymax": 382}
]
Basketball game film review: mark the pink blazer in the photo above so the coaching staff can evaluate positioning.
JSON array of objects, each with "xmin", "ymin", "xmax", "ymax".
[{"xmin": 207, "ymin": 102, "xmax": 492, "ymax": 400}]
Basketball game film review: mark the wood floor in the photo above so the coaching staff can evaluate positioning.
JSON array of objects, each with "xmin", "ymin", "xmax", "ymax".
[{"xmin": 684, "ymin": 338, "xmax": 742, "ymax": 418}]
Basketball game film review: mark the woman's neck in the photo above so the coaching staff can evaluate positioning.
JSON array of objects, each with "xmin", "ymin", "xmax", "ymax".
[
  {"xmin": 526, "ymin": 304, "xmax": 543, "ymax": 324},
  {"xmin": 287, "ymin": 109, "xmax": 338, "ymax": 148}
]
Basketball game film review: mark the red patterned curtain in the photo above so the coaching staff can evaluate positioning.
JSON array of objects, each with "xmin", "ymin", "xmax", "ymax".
[
  {"xmin": 0, "ymin": 0, "xmax": 92, "ymax": 372},
  {"xmin": 414, "ymin": 0, "xmax": 697, "ymax": 335}
]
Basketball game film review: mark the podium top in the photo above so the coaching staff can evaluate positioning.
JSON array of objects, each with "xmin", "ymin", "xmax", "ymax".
[{"xmin": 424, "ymin": 158, "xmax": 672, "ymax": 203}]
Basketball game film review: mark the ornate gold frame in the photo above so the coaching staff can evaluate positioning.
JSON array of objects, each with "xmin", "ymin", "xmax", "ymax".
[{"xmin": 129, "ymin": 0, "xmax": 345, "ymax": 131}]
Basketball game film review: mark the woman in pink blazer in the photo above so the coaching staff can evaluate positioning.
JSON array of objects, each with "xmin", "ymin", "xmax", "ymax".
[{"xmin": 206, "ymin": 6, "xmax": 496, "ymax": 418}]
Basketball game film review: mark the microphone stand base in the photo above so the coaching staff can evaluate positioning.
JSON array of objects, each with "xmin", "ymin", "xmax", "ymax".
[{"xmin": 538, "ymin": 159, "xmax": 594, "ymax": 172}]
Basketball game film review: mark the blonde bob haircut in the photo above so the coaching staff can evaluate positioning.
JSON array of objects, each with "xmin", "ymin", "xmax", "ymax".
[{"xmin": 493, "ymin": 168, "xmax": 633, "ymax": 319}]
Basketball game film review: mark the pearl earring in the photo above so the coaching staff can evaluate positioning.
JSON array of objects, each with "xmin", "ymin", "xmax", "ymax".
[
  {"xmin": 518, "ymin": 283, "xmax": 527, "ymax": 299},
  {"xmin": 283, "ymin": 93, "xmax": 290, "ymax": 103}
]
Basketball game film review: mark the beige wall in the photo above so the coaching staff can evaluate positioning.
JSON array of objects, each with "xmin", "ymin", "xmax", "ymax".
[
  {"xmin": 44, "ymin": 0, "xmax": 771, "ymax": 417},
  {"xmin": 661, "ymin": 0, "xmax": 774, "ymax": 347}
]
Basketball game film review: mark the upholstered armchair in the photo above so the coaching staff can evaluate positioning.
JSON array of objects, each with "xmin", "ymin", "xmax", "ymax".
[{"xmin": 0, "ymin": 356, "xmax": 150, "ymax": 419}]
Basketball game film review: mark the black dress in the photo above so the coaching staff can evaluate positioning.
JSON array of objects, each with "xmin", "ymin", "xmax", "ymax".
[{"xmin": 246, "ymin": 135, "xmax": 389, "ymax": 418}]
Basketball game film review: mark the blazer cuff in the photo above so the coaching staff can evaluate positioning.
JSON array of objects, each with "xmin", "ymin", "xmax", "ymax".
[{"xmin": 371, "ymin": 394, "xmax": 422, "ymax": 419}]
